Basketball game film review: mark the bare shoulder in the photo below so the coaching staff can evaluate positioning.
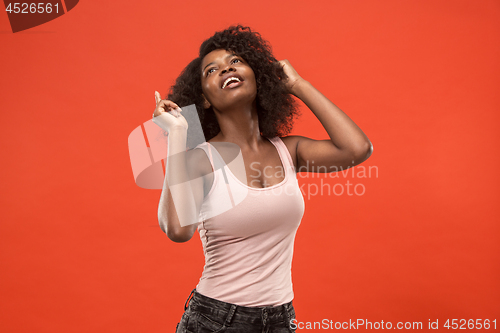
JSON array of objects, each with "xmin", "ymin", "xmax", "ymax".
[{"xmin": 186, "ymin": 145, "xmax": 213, "ymax": 178}]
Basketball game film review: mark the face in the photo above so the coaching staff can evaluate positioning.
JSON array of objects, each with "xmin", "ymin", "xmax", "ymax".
[{"xmin": 200, "ymin": 49, "xmax": 257, "ymax": 111}]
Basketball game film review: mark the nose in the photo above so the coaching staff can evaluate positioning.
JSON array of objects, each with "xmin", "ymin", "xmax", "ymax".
[{"xmin": 220, "ymin": 66, "xmax": 235, "ymax": 75}]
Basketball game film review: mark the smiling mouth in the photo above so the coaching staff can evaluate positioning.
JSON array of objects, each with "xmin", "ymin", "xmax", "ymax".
[{"xmin": 221, "ymin": 76, "xmax": 243, "ymax": 89}]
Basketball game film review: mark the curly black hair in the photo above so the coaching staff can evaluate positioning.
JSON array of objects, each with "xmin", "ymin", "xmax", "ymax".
[{"xmin": 167, "ymin": 25, "xmax": 300, "ymax": 141}]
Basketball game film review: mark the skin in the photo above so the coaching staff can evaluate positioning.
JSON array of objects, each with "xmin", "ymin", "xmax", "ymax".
[{"xmin": 153, "ymin": 49, "xmax": 373, "ymax": 242}]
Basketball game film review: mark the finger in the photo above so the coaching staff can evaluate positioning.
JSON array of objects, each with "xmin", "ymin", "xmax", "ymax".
[
  {"xmin": 167, "ymin": 110, "xmax": 179, "ymax": 118},
  {"xmin": 175, "ymin": 109, "xmax": 180, "ymax": 117},
  {"xmin": 155, "ymin": 91, "xmax": 160, "ymax": 105},
  {"xmin": 162, "ymin": 101, "xmax": 180, "ymax": 111},
  {"xmin": 157, "ymin": 99, "xmax": 178, "ymax": 108}
]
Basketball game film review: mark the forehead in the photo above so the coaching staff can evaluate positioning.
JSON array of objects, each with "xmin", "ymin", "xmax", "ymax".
[{"xmin": 201, "ymin": 49, "xmax": 237, "ymax": 68}]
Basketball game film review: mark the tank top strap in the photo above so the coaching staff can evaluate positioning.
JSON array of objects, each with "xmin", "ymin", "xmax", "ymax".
[
  {"xmin": 206, "ymin": 143, "xmax": 228, "ymax": 175},
  {"xmin": 268, "ymin": 137, "xmax": 296, "ymax": 174},
  {"xmin": 194, "ymin": 142, "xmax": 232, "ymax": 186}
]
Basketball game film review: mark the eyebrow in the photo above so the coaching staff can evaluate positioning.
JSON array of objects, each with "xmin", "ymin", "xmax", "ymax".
[{"xmin": 202, "ymin": 53, "xmax": 238, "ymax": 74}]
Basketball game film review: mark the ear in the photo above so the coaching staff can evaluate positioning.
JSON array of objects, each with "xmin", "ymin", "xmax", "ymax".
[{"xmin": 202, "ymin": 94, "xmax": 211, "ymax": 109}]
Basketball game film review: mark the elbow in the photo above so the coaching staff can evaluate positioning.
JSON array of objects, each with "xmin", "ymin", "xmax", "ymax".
[
  {"xmin": 351, "ymin": 140, "xmax": 373, "ymax": 164},
  {"xmin": 363, "ymin": 141, "xmax": 373, "ymax": 160},
  {"xmin": 159, "ymin": 218, "xmax": 193, "ymax": 243},
  {"xmin": 166, "ymin": 228, "xmax": 191, "ymax": 243}
]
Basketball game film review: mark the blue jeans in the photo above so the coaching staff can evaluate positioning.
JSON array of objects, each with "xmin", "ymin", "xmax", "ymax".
[{"xmin": 175, "ymin": 289, "xmax": 296, "ymax": 333}]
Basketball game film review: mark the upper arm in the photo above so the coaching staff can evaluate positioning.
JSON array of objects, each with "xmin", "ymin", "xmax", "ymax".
[
  {"xmin": 165, "ymin": 148, "xmax": 212, "ymax": 242},
  {"xmin": 186, "ymin": 147, "xmax": 213, "ymax": 216},
  {"xmin": 281, "ymin": 135, "xmax": 373, "ymax": 173}
]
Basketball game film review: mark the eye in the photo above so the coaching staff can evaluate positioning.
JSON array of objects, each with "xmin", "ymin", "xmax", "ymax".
[
  {"xmin": 206, "ymin": 68, "xmax": 216, "ymax": 76},
  {"xmin": 231, "ymin": 58, "xmax": 242, "ymax": 64}
]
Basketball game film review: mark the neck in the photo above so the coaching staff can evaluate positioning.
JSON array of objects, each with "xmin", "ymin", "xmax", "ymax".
[{"xmin": 211, "ymin": 100, "xmax": 264, "ymax": 151}]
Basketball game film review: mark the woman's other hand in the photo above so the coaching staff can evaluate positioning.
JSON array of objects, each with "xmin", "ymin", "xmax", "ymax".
[
  {"xmin": 152, "ymin": 91, "xmax": 188, "ymax": 133},
  {"xmin": 278, "ymin": 60, "xmax": 305, "ymax": 96}
]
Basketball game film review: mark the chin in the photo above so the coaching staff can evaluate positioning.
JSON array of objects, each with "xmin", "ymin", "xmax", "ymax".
[{"xmin": 217, "ymin": 90, "xmax": 257, "ymax": 110}]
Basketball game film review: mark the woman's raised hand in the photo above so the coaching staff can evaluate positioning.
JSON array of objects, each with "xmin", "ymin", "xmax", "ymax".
[
  {"xmin": 278, "ymin": 60, "xmax": 305, "ymax": 96},
  {"xmin": 152, "ymin": 91, "xmax": 188, "ymax": 133}
]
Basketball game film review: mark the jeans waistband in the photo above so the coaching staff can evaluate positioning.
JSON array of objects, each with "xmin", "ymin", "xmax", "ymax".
[{"xmin": 186, "ymin": 288, "xmax": 293, "ymax": 316}]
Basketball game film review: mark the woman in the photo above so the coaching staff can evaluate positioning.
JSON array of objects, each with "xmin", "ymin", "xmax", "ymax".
[{"xmin": 152, "ymin": 25, "xmax": 372, "ymax": 332}]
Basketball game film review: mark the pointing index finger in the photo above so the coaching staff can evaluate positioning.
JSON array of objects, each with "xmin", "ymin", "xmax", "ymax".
[{"xmin": 155, "ymin": 91, "xmax": 161, "ymax": 105}]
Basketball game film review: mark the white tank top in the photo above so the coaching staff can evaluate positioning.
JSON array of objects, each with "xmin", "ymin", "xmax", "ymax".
[{"xmin": 193, "ymin": 136, "xmax": 305, "ymax": 307}]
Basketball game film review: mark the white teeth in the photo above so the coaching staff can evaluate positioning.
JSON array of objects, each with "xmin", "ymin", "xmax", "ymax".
[{"xmin": 222, "ymin": 77, "xmax": 241, "ymax": 89}]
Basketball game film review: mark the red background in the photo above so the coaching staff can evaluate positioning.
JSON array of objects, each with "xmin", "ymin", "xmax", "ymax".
[{"xmin": 1, "ymin": 0, "xmax": 499, "ymax": 331}]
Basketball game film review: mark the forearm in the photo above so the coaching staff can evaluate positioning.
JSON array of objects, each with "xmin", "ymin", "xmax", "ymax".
[
  {"xmin": 158, "ymin": 129, "xmax": 198, "ymax": 241},
  {"xmin": 292, "ymin": 80, "xmax": 372, "ymax": 155}
]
